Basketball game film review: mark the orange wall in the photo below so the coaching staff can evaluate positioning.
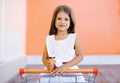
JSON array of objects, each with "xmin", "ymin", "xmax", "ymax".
[{"xmin": 26, "ymin": 0, "xmax": 120, "ymax": 55}]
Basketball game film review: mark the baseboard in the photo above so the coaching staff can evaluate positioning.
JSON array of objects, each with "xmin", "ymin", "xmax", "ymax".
[
  {"xmin": 0, "ymin": 56, "xmax": 27, "ymax": 83},
  {"xmin": 27, "ymin": 55, "xmax": 120, "ymax": 65}
]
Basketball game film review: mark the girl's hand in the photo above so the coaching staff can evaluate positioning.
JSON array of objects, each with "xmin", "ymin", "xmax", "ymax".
[
  {"xmin": 46, "ymin": 61, "xmax": 55, "ymax": 71},
  {"xmin": 47, "ymin": 57, "xmax": 55, "ymax": 72},
  {"xmin": 52, "ymin": 64, "xmax": 68, "ymax": 76}
]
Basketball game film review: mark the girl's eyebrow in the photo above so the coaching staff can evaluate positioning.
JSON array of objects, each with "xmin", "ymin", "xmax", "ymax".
[
  {"xmin": 57, "ymin": 17, "xmax": 61, "ymax": 18},
  {"xmin": 57, "ymin": 16, "xmax": 69, "ymax": 18}
]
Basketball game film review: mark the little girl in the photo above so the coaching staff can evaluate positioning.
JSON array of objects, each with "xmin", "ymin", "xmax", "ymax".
[{"xmin": 42, "ymin": 5, "xmax": 85, "ymax": 82}]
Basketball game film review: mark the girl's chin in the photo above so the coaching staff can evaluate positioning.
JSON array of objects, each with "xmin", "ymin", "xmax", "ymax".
[
  {"xmin": 59, "ymin": 29, "xmax": 67, "ymax": 32},
  {"xmin": 58, "ymin": 28, "xmax": 68, "ymax": 31}
]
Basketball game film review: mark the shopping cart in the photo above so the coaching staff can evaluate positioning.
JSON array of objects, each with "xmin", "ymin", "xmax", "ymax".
[{"xmin": 19, "ymin": 68, "xmax": 98, "ymax": 83}]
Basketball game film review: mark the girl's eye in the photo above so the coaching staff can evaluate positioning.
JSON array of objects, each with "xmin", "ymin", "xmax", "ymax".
[
  {"xmin": 57, "ymin": 18, "xmax": 61, "ymax": 20},
  {"xmin": 65, "ymin": 18, "xmax": 69, "ymax": 21}
]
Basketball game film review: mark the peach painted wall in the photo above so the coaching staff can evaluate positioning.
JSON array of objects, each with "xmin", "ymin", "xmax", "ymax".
[{"xmin": 26, "ymin": 0, "xmax": 120, "ymax": 55}]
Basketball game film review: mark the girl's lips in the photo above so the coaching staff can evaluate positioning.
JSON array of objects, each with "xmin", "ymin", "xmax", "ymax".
[{"xmin": 59, "ymin": 25, "xmax": 66, "ymax": 27}]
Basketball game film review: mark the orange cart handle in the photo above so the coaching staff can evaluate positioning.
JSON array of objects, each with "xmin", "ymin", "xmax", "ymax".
[{"xmin": 19, "ymin": 68, "xmax": 98, "ymax": 76}]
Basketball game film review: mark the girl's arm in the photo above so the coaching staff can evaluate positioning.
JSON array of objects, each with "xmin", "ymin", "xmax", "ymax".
[
  {"xmin": 65, "ymin": 34, "xmax": 83, "ymax": 67},
  {"xmin": 42, "ymin": 44, "xmax": 49, "ymax": 67},
  {"xmin": 42, "ymin": 44, "xmax": 54, "ymax": 70},
  {"xmin": 53, "ymin": 35, "xmax": 83, "ymax": 75}
]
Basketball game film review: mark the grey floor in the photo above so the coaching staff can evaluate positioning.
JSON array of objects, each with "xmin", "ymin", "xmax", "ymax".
[{"xmin": 7, "ymin": 65, "xmax": 120, "ymax": 83}]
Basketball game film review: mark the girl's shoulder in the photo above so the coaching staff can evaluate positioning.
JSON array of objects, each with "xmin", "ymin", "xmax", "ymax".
[
  {"xmin": 69, "ymin": 33, "xmax": 76, "ymax": 35},
  {"xmin": 69, "ymin": 33, "xmax": 77, "ymax": 37},
  {"xmin": 46, "ymin": 34, "xmax": 54, "ymax": 37},
  {"xmin": 46, "ymin": 35, "xmax": 55, "ymax": 40}
]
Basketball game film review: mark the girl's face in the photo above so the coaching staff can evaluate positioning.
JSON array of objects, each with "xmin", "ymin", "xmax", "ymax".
[{"xmin": 55, "ymin": 11, "xmax": 70, "ymax": 33}]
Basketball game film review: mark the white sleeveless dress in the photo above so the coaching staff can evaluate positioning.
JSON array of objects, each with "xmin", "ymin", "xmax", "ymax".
[
  {"xmin": 46, "ymin": 33, "xmax": 77, "ymax": 67},
  {"xmin": 40, "ymin": 33, "xmax": 85, "ymax": 83}
]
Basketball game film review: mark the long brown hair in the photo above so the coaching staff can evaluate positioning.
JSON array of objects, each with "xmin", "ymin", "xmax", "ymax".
[{"xmin": 49, "ymin": 5, "xmax": 75, "ymax": 35}]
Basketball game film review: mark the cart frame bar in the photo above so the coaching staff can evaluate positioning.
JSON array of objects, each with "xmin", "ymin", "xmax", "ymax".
[{"xmin": 19, "ymin": 68, "xmax": 98, "ymax": 76}]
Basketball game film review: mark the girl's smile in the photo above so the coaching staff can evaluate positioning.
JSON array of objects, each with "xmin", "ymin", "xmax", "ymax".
[{"xmin": 59, "ymin": 24, "xmax": 66, "ymax": 27}]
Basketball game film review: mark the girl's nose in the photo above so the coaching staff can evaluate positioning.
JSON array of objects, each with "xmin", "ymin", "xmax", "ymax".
[{"xmin": 61, "ymin": 19, "xmax": 65, "ymax": 23}]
